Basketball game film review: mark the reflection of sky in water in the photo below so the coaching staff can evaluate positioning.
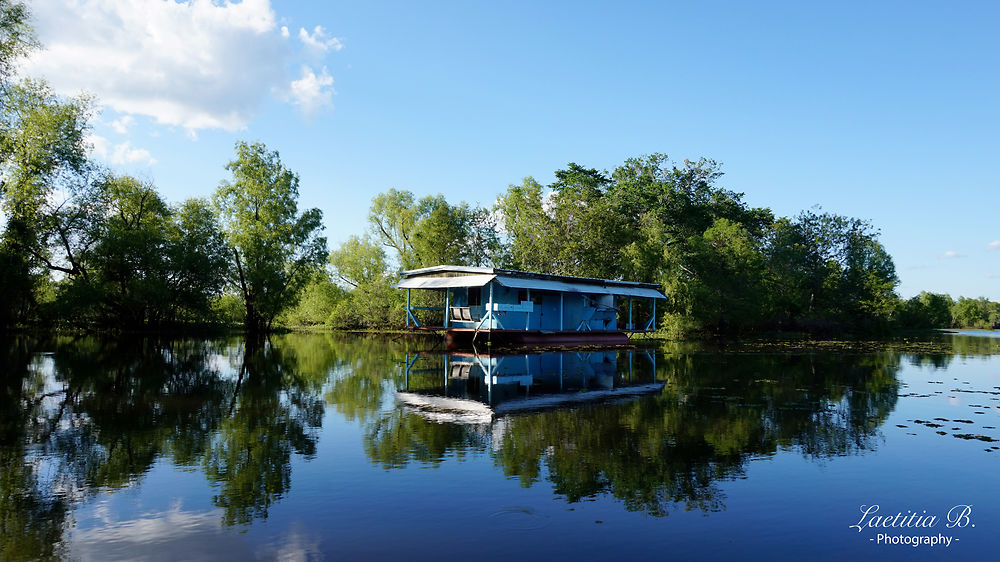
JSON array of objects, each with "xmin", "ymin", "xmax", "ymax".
[{"xmin": 4, "ymin": 333, "xmax": 1000, "ymax": 560}]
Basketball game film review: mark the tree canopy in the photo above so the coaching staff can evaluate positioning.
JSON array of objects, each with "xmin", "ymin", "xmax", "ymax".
[{"xmin": 214, "ymin": 141, "xmax": 327, "ymax": 334}]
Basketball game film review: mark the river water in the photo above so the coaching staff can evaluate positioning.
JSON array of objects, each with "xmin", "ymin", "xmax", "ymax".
[{"xmin": 2, "ymin": 330, "xmax": 998, "ymax": 560}]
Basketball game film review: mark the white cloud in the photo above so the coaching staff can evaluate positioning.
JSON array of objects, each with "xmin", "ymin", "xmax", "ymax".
[
  {"xmin": 110, "ymin": 115, "xmax": 134, "ymax": 134},
  {"xmin": 288, "ymin": 66, "xmax": 334, "ymax": 116},
  {"xmin": 111, "ymin": 141, "xmax": 157, "ymax": 166},
  {"xmin": 281, "ymin": 25, "xmax": 290, "ymax": 39},
  {"xmin": 988, "ymin": 240, "xmax": 1000, "ymax": 250},
  {"xmin": 86, "ymin": 133, "xmax": 110, "ymax": 159},
  {"xmin": 940, "ymin": 250, "xmax": 963, "ymax": 259},
  {"xmin": 298, "ymin": 25, "xmax": 343, "ymax": 53},
  {"xmin": 26, "ymin": 1, "xmax": 339, "ymax": 132}
]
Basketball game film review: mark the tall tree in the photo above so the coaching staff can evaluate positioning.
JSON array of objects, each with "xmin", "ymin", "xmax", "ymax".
[
  {"xmin": 0, "ymin": 80, "xmax": 93, "ymax": 326},
  {"xmin": 214, "ymin": 141, "xmax": 327, "ymax": 334}
]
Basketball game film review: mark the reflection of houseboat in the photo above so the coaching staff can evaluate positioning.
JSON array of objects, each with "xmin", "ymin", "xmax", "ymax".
[
  {"xmin": 394, "ymin": 266, "xmax": 666, "ymax": 348},
  {"xmin": 396, "ymin": 349, "xmax": 663, "ymax": 422}
]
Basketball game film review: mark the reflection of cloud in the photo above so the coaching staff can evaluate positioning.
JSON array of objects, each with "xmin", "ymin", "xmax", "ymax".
[
  {"xmin": 989, "ymin": 240, "xmax": 1000, "ymax": 250},
  {"xmin": 940, "ymin": 250, "xmax": 963, "ymax": 259},
  {"xmin": 262, "ymin": 522, "xmax": 323, "ymax": 561},
  {"xmin": 70, "ymin": 507, "xmax": 255, "ymax": 561},
  {"xmin": 72, "ymin": 506, "xmax": 325, "ymax": 561}
]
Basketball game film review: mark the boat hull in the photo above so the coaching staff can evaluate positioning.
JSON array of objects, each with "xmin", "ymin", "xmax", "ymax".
[{"xmin": 443, "ymin": 328, "xmax": 629, "ymax": 349}]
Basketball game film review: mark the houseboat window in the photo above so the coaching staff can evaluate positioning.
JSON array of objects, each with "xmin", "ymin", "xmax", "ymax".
[
  {"xmin": 517, "ymin": 289, "xmax": 543, "ymax": 305},
  {"xmin": 468, "ymin": 287, "xmax": 481, "ymax": 306}
]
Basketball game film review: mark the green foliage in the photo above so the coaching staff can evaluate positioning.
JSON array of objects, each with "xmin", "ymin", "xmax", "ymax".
[
  {"xmin": 666, "ymin": 218, "xmax": 769, "ymax": 332},
  {"xmin": 280, "ymin": 271, "xmax": 346, "ymax": 327},
  {"xmin": 368, "ymin": 188, "xmax": 498, "ymax": 270},
  {"xmin": 36, "ymin": 175, "xmax": 229, "ymax": 329},
  {"xmin": 329, "ymin": 235, "xmax": 387, "ymax": 288},
  {"xmin": 761, "ymin": 210, "xmax": 898, "ymax": 333},
  {"xmin": 214, "ymin": 141, "xmax": 327, "ymax": 333},
  {"xmin": 0, "ymin": 78, "xmax": 93, "ymax": 328},
  {"xmin": 950, "ymin": 297, "xmax": 1000, "ymax": 329},
  {"xmin": 326, "ymin": 234, "xmax": 403, "ymax": 329},
  {"xmin": 497, "ymin": 164, "xmax": 628, "ymax": 278},
  {"xmin": 895, "ymin": 292, "xmax": 954, "ymax": 329}
]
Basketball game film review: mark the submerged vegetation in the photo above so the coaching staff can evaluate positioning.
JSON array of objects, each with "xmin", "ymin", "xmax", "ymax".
[{"xmin": 1, "ymin": 1, "xmax": 996, "ymax": 337}]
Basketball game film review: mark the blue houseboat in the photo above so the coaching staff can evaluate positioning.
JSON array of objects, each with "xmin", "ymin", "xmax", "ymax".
[{"xmin": 394, "ymin": 265, "xmax": 666, "ymax": 347}]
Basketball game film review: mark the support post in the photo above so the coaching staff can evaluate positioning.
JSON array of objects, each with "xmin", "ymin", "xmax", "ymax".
[
  {"xmin": 526, "ymin": 288, "xmax": 531, "ymax": 330},
  {"xmin": 652, "ymin": 298, "xmax": 656, "ymax": 331},
  {"xmin": 560, "ymin": 293, "xmax": 564, "ymax": 331},
  {"xmin": 628, "ymin": 297, "xmax": 633, "ymax": 331},
  {"xmin": 406, "ymin": 289, "xmax": 411, "ymax": 328},
  {"xmin": 444, "ymin": 289, "xmax": 450, "ymax": 328}
]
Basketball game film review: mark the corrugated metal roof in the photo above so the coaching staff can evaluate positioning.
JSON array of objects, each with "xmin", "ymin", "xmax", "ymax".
[
  {"xmin": 494, "ymin": 276, "xmax": 665, "ymax": 299},
  {"xmin": 395, "ymin": 265, "xmax": 665, "ymax": 298},
  {"xmin": 394, "ymin": 274, "xmax": 496, "ymax": 289},
  {"xmin": 399, "ymin": 265, "xmax": 495, "ymax": 276}
]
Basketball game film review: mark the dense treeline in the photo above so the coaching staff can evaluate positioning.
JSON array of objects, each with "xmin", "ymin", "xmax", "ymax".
[
  {"xmin": 2, "ymin": 1, "xmax": 996, "ymax": 336},
  {"xmin": 897, "ymin": 293, "xmax": 1000, "ymax": 330},
  {"xmin": 320, "ymin": 158, "xmax": 903, "ymax": 335}
]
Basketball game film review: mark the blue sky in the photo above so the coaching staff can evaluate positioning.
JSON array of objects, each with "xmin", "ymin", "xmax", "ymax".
[{"xmin": 24, "ymin": 0, "xmax": 1000, "ymax": 299}]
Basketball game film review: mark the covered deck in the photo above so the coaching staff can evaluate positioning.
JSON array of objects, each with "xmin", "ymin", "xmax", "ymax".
[{"xmin": 394, "ymin": 266, "xmax": 666, "ymax": 347}]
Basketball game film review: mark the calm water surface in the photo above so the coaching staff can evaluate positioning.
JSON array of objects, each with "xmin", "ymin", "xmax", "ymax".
[{"xmin": 2, "ymin": 331, "xmax": 999, "ymax": 560}]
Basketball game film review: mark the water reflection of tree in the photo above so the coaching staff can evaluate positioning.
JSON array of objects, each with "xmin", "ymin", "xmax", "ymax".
[
  {"xmin": 2, "ymin": 337, "xmax": 68, "ymax": 561},
  {"xmin": 0, "ymin": 333, "xmax": 331, "ymax": 554},
  {"xmin": 320, "ymin": 333, "xmax": 420, "ymax": 422},
  {"xmin": 365, "ymin": 411, "xmax": 488, "ymax": 469},
  {"xmin": 202, "ymin": 339, "xmax": 325, "ymax": 526},
  {"xmin": 364, "ymin": 350, "xmax": 903, "ymax": 516}
]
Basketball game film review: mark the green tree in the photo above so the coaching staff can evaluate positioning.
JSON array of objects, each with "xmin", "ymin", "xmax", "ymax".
[
  {"xmin": 330, "ymin": 235, "xmax": 388, "ymax": 288},
  {"xmin": 368, "ymin": 188, "xmax": 419, "ymax": 268},
  {"xmin": 496, "ymin": 177, "xmax": 554, "ymax": 272},
  {"xmin": 764, "ymin": 209, "xmax": 898, "ymax": 332},
  {"xmin": 214, "ymin": 141, "xmax": 327, "ymax": 334},
  {"xmin": 46, "ymin": 175, "xmax": 228, "ymax": 328},
  {"xmin": 663, "ymin": 218, "xmax": 769, "ymax": 333},
  {"xmin": 951, "ymin": 297, "xmax": 999, "ymax": 329},
  {"xmin": 496, "ymin": 164, "xmax": 627, "ymax": 278},
  {"xmin": 166, "ymin": 197, "xmax": 230, "ymax": 322},
  {"xmin": 896, "ymin": 292, "xmax": 954, "ymax": 329},
  {"xmin": 328, "ymin": 235, "xmax": 403, "ymax": 329},
  {"xmin": 0, "ymin": 74, "xmax": 93, "ymax": 327},
  {"xmin": 281, "ymin": 271, "xmax": 346, "ymax": 327},
  {"xmin": 368, "ymin": 188, "xmax": 493, "ymax": 270}
]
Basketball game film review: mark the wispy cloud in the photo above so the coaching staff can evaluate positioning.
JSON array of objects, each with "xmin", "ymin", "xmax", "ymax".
[
  {"xmin": 940, "ymin": 250, "xmax": 964, "ymax": 259},
  {"xmin": 988, "ymin": 240, "xmax": 1000, "ymax": 250},
  {"xmin": 111, "ymin": 141, "xmax": 156, "ymax": 166},
  {"xmin": 110, "ymin": 115, "xmax": 134, "ymax": 135},
  {"xmin": 299, "ymin": 25, "xmax": 343, "ymax": 54}
]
